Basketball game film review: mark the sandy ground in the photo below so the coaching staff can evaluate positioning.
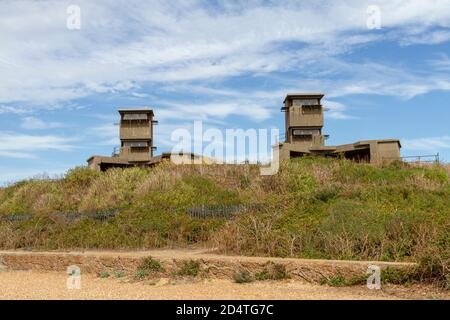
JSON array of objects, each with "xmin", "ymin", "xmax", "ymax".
[{"xmin": 0, "ymin": 270, "xmax": 447, "ymax": 300}]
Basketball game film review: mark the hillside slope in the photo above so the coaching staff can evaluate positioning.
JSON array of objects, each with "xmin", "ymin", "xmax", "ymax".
[{"xmin": 0, "ymin": 158, "xmax": 448, "ymax": 287}]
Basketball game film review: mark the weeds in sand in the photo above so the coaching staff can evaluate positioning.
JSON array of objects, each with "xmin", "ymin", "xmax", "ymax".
[
  {"xmin": 138, "ymin": 256, "xmax": 164, "ymax": 273},
  {"xmin": 114, "ymin": 271, "xmax": 125, "ymax": 278},
  {"xmin": 233, "ymin": 271, "xmax": 253, "ymax": 284},
  {"xmin": 255, "ymin": 263, "xmax": 289, "ymax": 280},
  {"xmin": 174, "ymin": 260, "xmax": 200, "ymax": 277},
  {"xmin": 99, "ymin": 271, "xmax": 110, "ymax": 278},
  {"xmin": 134, "ymin": 270, "xmax": 150, "ymax": 280}
]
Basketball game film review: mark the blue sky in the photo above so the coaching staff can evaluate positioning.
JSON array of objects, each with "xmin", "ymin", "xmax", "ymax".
[{"xmin": 1, "ymin": 0, "xmax": 450, "ymax": 183}]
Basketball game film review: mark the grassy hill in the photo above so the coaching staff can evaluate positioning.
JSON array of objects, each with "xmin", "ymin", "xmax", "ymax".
[{"xmin": 0, "ymin": 158, "xmax": 448, "ymax": 287}]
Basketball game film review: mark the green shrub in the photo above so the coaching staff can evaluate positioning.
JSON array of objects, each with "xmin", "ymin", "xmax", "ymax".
[
  {"xmin": 65, "ymin": 166, "xmax": 100, "ymax": 188},
  {"xmin": 424, "ymin": 168, "xmax": 448, "ymax": 184},
  {"xmin": 99, "ymin": 271, "xmax": 110, "ymax": 278},
  {"xmin": 322, "ymin": 273, "xmax": 367, "ymax": 287},
  {"xmin": 326, "ymin": 275, "xmax": 347, "ymax": 287},
  {"xmin": 313, "ymin": 186, "xmax": 339, "ymax": 202},
  {"xmin": 138, "ymin": 256, "xmax": 164, "ymax": 273},
  {"xmin": 381, "ymin": 267, "xmax": 419, "ymax": 285},
  {"xmin": 134, "ymin": 270, "xmax": 150, "ymax": 280},
  {"xmin": 233, "ymin": 271, "xmax": 253, "ymax": 283},
  {"xmin": 175, "ymin": 260, "xmax": 200, "ymax": 277},
  {"xmin": 255, "ymin": 270, "xmax": 270, "ymax": 281},
  {"xmin": 239, "ymin": 175, "xmax": 251, "ymax": 188},
  {"xmin": 255, "ymin": 263, "xmax": 289, "ymax": 280}
]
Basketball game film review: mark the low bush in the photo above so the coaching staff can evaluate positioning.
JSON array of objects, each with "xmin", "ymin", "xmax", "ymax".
[
  {"xmin": 174, "ymin": 260, "xmax": 200, "ymax": 277},
  {"xmin": 255, "ymin": 263, "xmax": 289, "ymax": 280},
  {"xmin": 233, "ymin": 271, "xmax": 253, "ymax": 284}
]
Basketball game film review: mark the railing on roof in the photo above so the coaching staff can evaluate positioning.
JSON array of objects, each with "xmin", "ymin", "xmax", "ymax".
[{"xmin": 112, "ymin": 146, "xmax": 120, "ymax": 157}]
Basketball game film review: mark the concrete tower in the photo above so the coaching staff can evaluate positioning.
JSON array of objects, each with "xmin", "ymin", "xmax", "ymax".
[{"xmin": 118, "ymin": 109, "xmax": 157, "ymax": 162}]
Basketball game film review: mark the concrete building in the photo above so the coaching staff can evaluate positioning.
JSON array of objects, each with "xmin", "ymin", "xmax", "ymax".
[
  {"xmin": 87, "ymin": 109, "xmax": 203, "ymax": 171},
  {"xmin": 87, "ymin": 93, "xmax": 401, "ymax": 171},
  {"xmin": 278, "ymin": 93, "xmax": 401, "ymax": 163}
]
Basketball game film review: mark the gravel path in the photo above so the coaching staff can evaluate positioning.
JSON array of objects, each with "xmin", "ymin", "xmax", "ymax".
[{"xmin": 0, "ymin": 270, "xmax": 447, "ymax": 300}]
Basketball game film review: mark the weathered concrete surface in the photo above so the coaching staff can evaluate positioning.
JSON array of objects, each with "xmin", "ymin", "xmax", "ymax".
[{"xmin": 0, "ymin": 249, "xmax": 416, "ymax": 283}]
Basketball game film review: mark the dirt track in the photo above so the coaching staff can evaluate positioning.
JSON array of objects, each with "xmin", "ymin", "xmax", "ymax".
[
  {"xmin": 1, "ymin": 270, "xmax": 447, "ymax": 300},
  {"xmin": 0, "ymin": 250, "xmax": 448, "ymax": 300}
]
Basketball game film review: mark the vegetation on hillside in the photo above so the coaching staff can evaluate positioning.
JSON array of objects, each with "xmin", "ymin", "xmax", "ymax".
[{"xmin": 0, "ymin": 158, "xmax": 448, "ymax": 287}]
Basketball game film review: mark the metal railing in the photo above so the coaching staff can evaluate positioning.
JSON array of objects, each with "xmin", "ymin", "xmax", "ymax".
[
  {"xmin": 0, "ymin": 204, "xmax": 266, "ymax": 223},
  {"xmin": 111, "ymin": 146, "xmax": 120, "ymax": 157},
  {"xmin": 182, "ymin": 204, "xmax": 264, "ymax": 219},
  {"xmin": 0, "ymin": 210, "xmax": 121, "ymax": 223},
  {"xmin": 399, "ymin": 153, "xmax": 440, "ymax": 164}
]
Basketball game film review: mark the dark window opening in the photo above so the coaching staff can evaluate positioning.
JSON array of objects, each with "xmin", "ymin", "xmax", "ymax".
[
  {"xmin": 293, "ymin": 135, "xmax": 313, "ymax": 142},
  {"xmin": 293, "ymin": 129, "xmax": 320, "ymax": 136},
  {"xmin": 302, "ymin": 105, "xmax": 321, "ymax": 114},
  {"xmin": 123, "ymin": 113, "xmax": 148, "ymax": 120},
  {"xmin": 130, "ymin": 147, "xmax": 149, "ymax": 153},
  {"xmin": 123, "ymin": 141, "xmax": 149, "ymax": 147},
  {"xmin": 327, "ymin": 149, "xmax": 370, "ymax": 163},
  {"xmin": 100, "ymin": 163, "xmax": 130, "ymax": 171},
  {"xmin": 292, "ymin": 99, "xmax": 319, "ymax": 106},
  {"xmin": 290, "ymin": 151, "xmax": 305, "ymax": 158}
]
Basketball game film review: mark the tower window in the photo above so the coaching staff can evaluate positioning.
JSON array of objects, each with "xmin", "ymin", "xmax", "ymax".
[
  {"xmin": 292, "ymin": 99, "xmax": 319, "ymax": 106},
  {"xmin": 293, "ymin": 129, "xmax": 320, "ymax": 136},
  {"xmin": 294, "ymin": 135, "xmax": 313, "ymax": 141},
  {"xmin": 123, "ymin": 141, "xmax": 148, "ymax": 147},
  {"xmin": 123, "ymin": 113, "xmax": 148, "ymax": 120},
  {"xmin": 302, "ymin": 105, "xmax": 321, "ymax": 114}
]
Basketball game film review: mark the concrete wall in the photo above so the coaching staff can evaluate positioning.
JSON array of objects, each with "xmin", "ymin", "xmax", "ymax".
[
  {"xmin": 120, "ymin": 120, "xmax": 152, "ymax": 140},
  {"xmin": 120, "ymin": 146, "xmax": 152, "ymax": 162},
  {"xmin": 287, "ymin": 107, "xmax": 324, "ymax": 129},
  {"xmin": 373, "ymin": 141, "xmax": 401, "ymax": 163}
]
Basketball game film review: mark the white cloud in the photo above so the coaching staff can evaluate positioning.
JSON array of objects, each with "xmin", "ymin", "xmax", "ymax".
[
  {"xmin": 400, "ymin": 29, "xmax": 450, "ymax": 46},
  {"xmin": 0, "ymin": 105, "xmax": 29, "ymax": 114},
  {"xmin": 0, "ymin": 132, "xmax": 76, "ymax": 158},
  {"xmin": 429, "ymin": 54, "xmax": 450, "ymax": 71},
  {"xmin": 88, "ymin": 123, "xmax": 120, "ymax": 146},
  {"xmin": 0, "ymin": 150, "xmax": 37, "ymax": 159},
  {"xmin": 1, "ymin": 1, "xmax": 449, "ymax": 181},
  {"xmin": 277, "ymin": 58, "xmax": 450, "ymax": 100},
  {"xmin": 402, "ymin": 136, "xmax": 450, "ymax": 151},
  {"xmin": 322, "ymin": 100, "xmax": 355, "ymax": 120},
  {"xmin": 1, "ymin": 0, "xmax": 450, "ymax": 107},
  {"xmin": 156, "ymin": 100, "xmax": 272, "ymax": 122},
  {"xmin": 20, "ymin": 117, "xmax": 63, "ymax": 130}
]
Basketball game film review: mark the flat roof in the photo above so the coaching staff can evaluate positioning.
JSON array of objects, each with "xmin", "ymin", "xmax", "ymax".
[
  {"xmin": 354, "ymin": 139, "xmax": 402, "ymax": 148},
  {"xmin": 334, "ymin": 139, "xmax": 402, "ymax": 151},
  {"xmin": 284, "ymin": 93, "xmax": 325, "ymax": 103},
  {"xmin": 118, "ymin": 108, "xmax": 154, "ymax": 116}
]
